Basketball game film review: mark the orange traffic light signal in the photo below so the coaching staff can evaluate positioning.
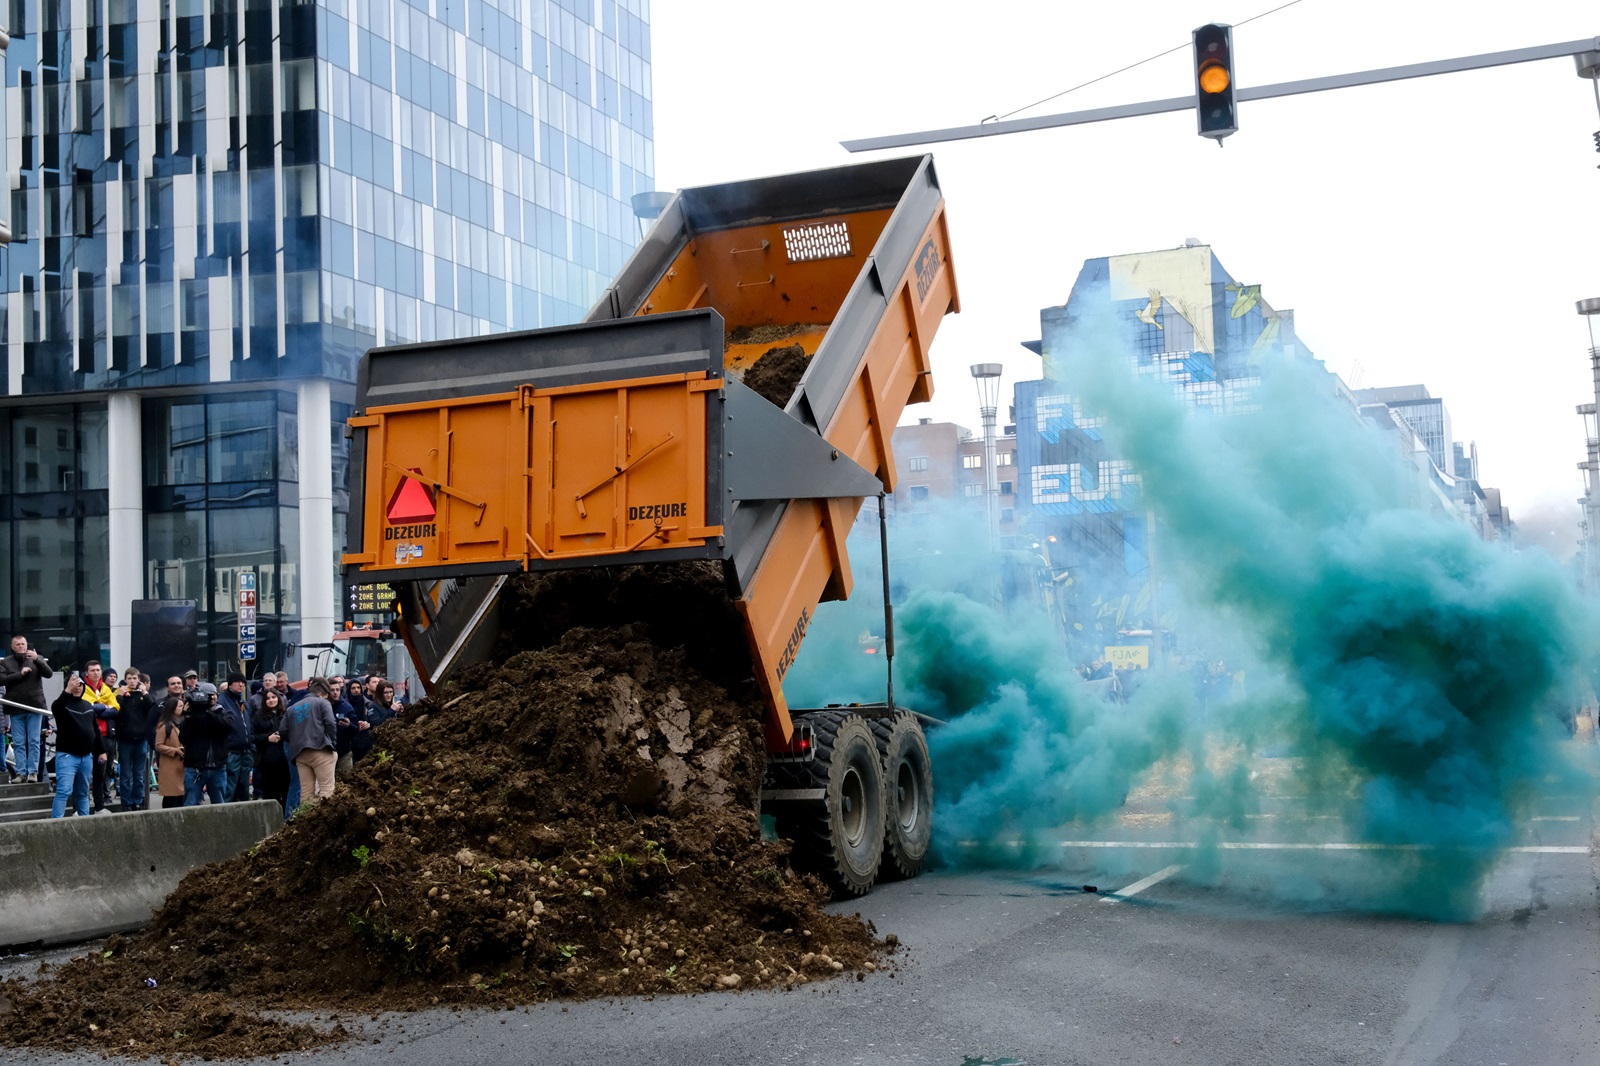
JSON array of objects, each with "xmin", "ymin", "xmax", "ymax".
[{"xmin": 1193, "ymin": 23, "xmax": 1237, "ymax": 141}]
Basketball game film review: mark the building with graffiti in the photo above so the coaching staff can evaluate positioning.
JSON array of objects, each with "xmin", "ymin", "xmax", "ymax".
[
  {"xmin": 1014, "ymin": 243, "xmax": 1307, "ymax": 633},
  {"xmin": 1012, "ymin": 243, "xmax": 1509, "ymax": 660}
]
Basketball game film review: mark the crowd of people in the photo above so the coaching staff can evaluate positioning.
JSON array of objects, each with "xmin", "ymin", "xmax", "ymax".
[{"xmin": 0, "ymin": 633, "xmax": 404, "ymax": 820}]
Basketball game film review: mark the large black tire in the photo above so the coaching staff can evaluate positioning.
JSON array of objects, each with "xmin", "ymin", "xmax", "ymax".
[
  {"xmin": 778, "ymin": 711, "xmax": 884, "ymax": 897},
  {"xmin": 876, "ymin": 713, "xmax": 933, "ymax": 880}
]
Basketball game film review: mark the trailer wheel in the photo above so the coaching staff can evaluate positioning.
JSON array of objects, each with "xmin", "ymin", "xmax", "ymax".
[
  {"xmin": 781, "ymin": 712, "xmax": 884, "ymax": 897},
  {"xmin": 877, "ymin": 713, "xmax": 932, "ymax": 880}
]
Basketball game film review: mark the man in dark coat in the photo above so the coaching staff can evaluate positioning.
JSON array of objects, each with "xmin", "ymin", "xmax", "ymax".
[
  {"xmin": 179, "ymin": 683, "xmax": 230, "ymax": 805},
  {"xmin": 0, "ymin": 634, "xmax": 53, "ymax": 782},
  {"xmin": 218, "ymin": 672, "xmax": 255, "ymax": 802},
  {"xmin": 112, "ymin": 668, "xmax": 155, "ymax": 811}
]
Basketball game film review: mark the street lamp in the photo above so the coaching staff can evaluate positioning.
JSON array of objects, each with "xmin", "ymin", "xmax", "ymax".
[
  {"xmin": 630, "ymin": 191, "xmax": 673, "ymax": 240},
  {"xmin": 970, "ymin": 363, "xmax": 1003, "ymax": 545},
  {"xmin": 1579, "ymin": 49, "xmax": 1600, "ymax": 167},
  {"xmin": 1576, "ymin": 297, "xmax": 1600, "ymax": 591}
]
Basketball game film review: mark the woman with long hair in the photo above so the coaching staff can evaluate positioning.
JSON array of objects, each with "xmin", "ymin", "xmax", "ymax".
[
  {"xmin": 251, "ymin": 687, "xmax": 291, "ymax": 811},
  {"xmin": 152, "ymin": 687, "xmax": 187, "ymax": 810}
]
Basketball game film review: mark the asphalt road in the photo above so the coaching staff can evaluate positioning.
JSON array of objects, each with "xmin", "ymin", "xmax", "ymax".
[{"xmin": 6, "ymin": 797, "xmax": 1596, "ymax": 1066}]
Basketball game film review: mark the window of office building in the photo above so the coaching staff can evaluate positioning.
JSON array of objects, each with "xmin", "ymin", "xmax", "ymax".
[
  {"xmin": 0, "ymin": 404, "xmax": 113, "ymax": 667},
  {"xmin": 907, "ymin": 456, "xmax": 928, "ymax": 472},
  {"xmin": 143, "ymin": 392, "xmax": 297, "ymax": 671},
  {"xmin": 997, "ymin": 452, "xmax": 1014, "ymax": 466},
  {"xmin": 961, "ymin": 454, "xmax": 982, "ymax": 469}
]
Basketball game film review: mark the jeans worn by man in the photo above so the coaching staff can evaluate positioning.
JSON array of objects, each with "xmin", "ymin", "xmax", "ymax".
[
  {"xmin": 282, "ymin": 741, "xmax": 301, "ymax": 817},
  {"xmin": 0, "ymin": 634, "xmax": 54, "ymax": 782},
  {"xmin": 11, "ymin": 712, "xmax": 43, "ymax": 781},
  {"xmin": 224, "ymin": 748, "xmax": 253, "ymax": 803},
  {"xmin": 118, "ymin": 739, "xmax": 150, "ymax": 811},
  {"xmin": 184, "ymin": 765, "xmax": 228, "ymax": 806},
  {"xmin": 52, "ymin": 752, "xmax": 94, "ymax": 818}
]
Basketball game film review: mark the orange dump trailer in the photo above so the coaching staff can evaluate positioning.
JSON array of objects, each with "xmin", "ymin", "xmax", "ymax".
[{"xmin": 343, "ymin": 155, "xmax": 959, "ymax": 893}]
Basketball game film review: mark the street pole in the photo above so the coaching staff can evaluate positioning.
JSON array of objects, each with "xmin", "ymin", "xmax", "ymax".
[
  {"xmin": 971, "ymin": 363, "xmax": 1002, "ymax": 548},
  {"xmin": 843, "ymin": 37, "xmax": 1600, "ymax": 152},
  {"xmin": 1578, "ymin": 298, "xmax": 1600, "ymax": 592}
]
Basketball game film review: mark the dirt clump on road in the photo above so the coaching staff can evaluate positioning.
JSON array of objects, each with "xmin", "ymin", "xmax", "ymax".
[{"xmin": 0, "ymin": 568, "xmax": 892, "ymax": 1061}]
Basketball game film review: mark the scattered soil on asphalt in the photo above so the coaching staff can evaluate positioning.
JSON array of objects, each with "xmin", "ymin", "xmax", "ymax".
[{"xmin": 0, "ymin": 565, "xmax": 894, "ymax": 1061}]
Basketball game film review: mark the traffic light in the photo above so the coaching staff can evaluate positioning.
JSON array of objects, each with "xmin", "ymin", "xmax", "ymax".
[{"xmin": 1193, "ymin": 23, "xmax": 1237, "ymax": 142}]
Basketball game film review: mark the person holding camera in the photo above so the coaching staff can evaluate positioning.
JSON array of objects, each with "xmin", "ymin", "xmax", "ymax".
[
  {"xmin": 179, "ymin": 682, "xmax": 230, "ymax": 805},
  {"xmin": 0, "ymin": 634, "xmax": 53, "ymax": 783},
  {"xmin": 113, "ymin": 668, "xmax": 154, "ymax": 811}
]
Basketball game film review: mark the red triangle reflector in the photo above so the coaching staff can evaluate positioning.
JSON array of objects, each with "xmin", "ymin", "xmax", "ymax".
[{"xmin": 386, "ymin": 470, "xmax": 437, "ymax": 523}]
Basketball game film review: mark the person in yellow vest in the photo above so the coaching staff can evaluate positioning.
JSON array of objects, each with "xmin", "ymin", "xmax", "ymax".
[{"xmin": 80, "ymin": 661, "xmax": 121, "ymax": 814}]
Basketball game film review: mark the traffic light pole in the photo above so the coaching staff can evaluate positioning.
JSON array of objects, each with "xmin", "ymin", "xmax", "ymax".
[{"xmin": 841, "ymin": 36, "xmax": 1600, "ymax": 153}]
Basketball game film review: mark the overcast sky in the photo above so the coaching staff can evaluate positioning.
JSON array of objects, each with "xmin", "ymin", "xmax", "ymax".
[{"xmin": 650, "ymin": 1, "xmax": 1599, "ymax": 542}]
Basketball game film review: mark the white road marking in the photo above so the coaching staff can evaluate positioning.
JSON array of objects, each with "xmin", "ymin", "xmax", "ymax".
[
  {"xmin": 957, "ymin": 840, "xmax": 1590, "ymax": 854},
  {"xmin": 1058, "ymin": 841, "xmax": 1590, "ymax": 854},
  {"xmin": 1102, "ymin": 863, "xmax": 1186, "ymax": 904}
]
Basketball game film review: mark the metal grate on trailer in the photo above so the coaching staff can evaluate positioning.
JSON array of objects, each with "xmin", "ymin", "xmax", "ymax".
[{"xmin": 782, "ymin": 221, "xmax": 851, "ymax": 262}]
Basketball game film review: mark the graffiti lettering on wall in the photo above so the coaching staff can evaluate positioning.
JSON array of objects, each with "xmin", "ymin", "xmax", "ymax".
[{"xmin": 1031, "ymin": 460, "xmax": 1140, "ymax": 513}]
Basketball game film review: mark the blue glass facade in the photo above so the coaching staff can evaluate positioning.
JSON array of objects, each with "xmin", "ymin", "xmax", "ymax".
[{"xmin": 0, "ymin": 0, "xmax": 653, "ymax": 673}]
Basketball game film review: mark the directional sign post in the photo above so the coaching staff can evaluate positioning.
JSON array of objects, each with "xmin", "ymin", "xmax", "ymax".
[{"xmin": 237, "ymin": 571, "xmax": 257, "ymax": 662}]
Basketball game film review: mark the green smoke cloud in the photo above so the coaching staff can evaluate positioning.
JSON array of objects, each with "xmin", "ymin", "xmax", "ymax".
[{"xmin": 784, "ymin": 313, "xmax": 1594, "ymax": 920}]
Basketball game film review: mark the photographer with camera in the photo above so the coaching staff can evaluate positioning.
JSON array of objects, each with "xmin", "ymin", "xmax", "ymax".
[
  {"xmin": 178, "ymin": 682, "xmax": 230, "ymax": 806},
  {"xmin": 0, "ymin": 634, "xmax": 53, "ymax": 783}
]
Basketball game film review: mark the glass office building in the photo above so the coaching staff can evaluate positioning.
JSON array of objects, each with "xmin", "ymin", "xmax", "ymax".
[
  {"xmin": 1013, "ymin": 244, "xmax": 1313, "ymax": 641},
  {"xmin": 0, "ymin": 0, "xmax": 654, "ymax": 675}
]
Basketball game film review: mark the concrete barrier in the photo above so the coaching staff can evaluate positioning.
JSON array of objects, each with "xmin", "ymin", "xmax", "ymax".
[{"xmin": 0, "ymin": 800, "xmax": 282, "ymax": 949}]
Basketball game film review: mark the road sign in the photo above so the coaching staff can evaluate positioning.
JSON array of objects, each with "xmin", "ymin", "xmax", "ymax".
[
  {"xmin": 239, "ymin": 572, "xmax": 256, "ymax": 592},
  {"xmin": 239, "ymin": 606, "xmax": 256, "ymax": 625},
  {"xmin": 240, "ymin": 624, "xmax": 257, "ymax": 641},
  {"xmin": 347, "ymin": 583, "xmax": 397, "ymax": 614},
  {"xmin": 239, "ymin": 589, "xmax": 257, "ymax": 608},
  {"xmin": 239, "ymin": 641, "xmax": 257, "ymax": 661}
]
